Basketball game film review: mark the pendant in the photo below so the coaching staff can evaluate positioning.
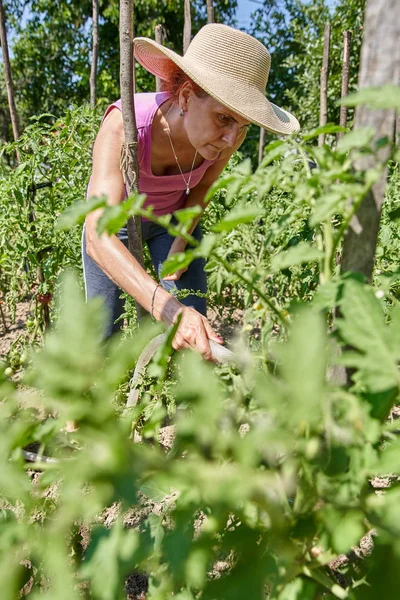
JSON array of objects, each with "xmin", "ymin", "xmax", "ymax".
[{"xmin": 186, "ymin": 186, "xmax": 190, "ymax": 195}]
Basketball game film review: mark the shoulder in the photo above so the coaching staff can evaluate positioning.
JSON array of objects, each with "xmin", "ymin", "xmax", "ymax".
[{"xmin": 101, "ymin": 93, "xmax": 161, "ymax": 129}]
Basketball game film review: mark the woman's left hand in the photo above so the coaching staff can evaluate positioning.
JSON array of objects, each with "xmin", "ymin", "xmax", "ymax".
[
  {"xmin": 163, "ymin": 265, "xmax": 188, "ymax": 281},
  {"xmin": 163, "ymin": 238, "xmax": 188, "ymax": 281}
]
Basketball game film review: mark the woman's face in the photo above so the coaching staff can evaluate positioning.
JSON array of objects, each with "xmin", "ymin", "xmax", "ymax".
[{"xmin": 180, "ymin": 88, "xmax": 250, "ymax": 160}]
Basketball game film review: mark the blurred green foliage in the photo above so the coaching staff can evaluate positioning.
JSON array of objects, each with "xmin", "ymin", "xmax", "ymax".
[{"xmin": 0, "ymin": 85, "xmax": 399, "ymax": 599}]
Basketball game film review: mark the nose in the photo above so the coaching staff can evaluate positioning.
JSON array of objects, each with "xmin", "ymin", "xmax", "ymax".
[{"xmin": 221, "ymin": 126, "xmax": 239, "ymax": 147}]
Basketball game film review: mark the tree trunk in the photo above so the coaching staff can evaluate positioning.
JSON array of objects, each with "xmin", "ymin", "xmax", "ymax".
[
  {"xmin": 183, "ymin": 0, "xmax": 191, "ymax": 54},
  {"xmin": 90, "ymin": 0, "xmax": 99, "ymax": 108},
  {"xmin": 318, "ymin": 23, "xmax": 331, "ymax": 147},
  {"xmin": 119, "ymin": 0, "xmax": 146, "ymax": 318},
  {"xmin": 337, "ymin": 30, "xmax": 352, "ymax": 143},
  {"xmin": 0, "ymin": 0, "xmax": 20, "ymax": 161},
  {"xmin": 206, "ymin": 0, "xmax": 214, "ymax": 23},
  {"xmin": 340, "ymin": 0, "xmax": 400, "ymax": 281},
  {"xmin": 154, "ymin": 24, "xmax": 163, "ymax": 92}
]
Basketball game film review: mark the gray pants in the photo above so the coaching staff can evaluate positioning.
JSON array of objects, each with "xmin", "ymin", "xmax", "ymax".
[{"xmin": 82, "ymin": 220, "xmax": 207, "ymax": 338}]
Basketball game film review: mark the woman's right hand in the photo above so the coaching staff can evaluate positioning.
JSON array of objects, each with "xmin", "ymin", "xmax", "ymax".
[{"xmin": 168, "ymin": 304, "xmax": 223, "ymax": 362}]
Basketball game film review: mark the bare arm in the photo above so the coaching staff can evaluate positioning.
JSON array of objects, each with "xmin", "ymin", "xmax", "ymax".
[{"xmin": 85, "ymin": 108, "xmax": 222, "ymax": 357}]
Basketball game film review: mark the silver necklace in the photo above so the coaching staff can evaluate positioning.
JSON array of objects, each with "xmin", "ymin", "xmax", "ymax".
[{"xmin": 165, "ymin": 103, "xmax": 198, "ymax": 195}]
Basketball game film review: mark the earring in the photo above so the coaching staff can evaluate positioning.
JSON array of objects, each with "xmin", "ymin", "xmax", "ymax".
[{"xmin": 179, "ymin": 108, "xmax": 185, "ymax": 117}]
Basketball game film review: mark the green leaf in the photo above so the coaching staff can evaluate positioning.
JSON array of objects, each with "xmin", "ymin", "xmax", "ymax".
[
  {"xmin": 56, "ymin": 196, "xmax": 107, "ymax": 230},
  {"xmin": 309, "ymin": 191, "xmax": 345, "ymax": 225},
  {"xmin": 340, "ymin": 85, "xmax": 400, "ymax": 111},
  {"xmin": 331, "ymin": 510, "xmax": 365, "ymax": 554},
  {"xmin": 211, "ymin": 205, "xmax": 263, "ymax": 232},
  {"xmin": 96, "ymin": 204, "xmax": 129, "ymax": 235},
  {"xmin": 311, "ymin": 280, "xmax": 341, "ymax": 311},
  {"xmin": 174, "ymin": 205, "xmax": 203, "ymax": 224},
  {"xmin": 277, "ymin": 307, "xmax": 326, "ymax": 426},
  {"xmin": 337, "ymin": 280, "xmax": 400, "ymax": 394},
  {"xmin": 79, "ymin": 522, "xmax": 139, "ymax": 600},
  {"xmin": 270, "ymin": 242, "xmax": 323, "ymax": 271},
  {"xmin": 337, "ymin": 127, "xmax": 375, "ymax": 154},
  {"xmin": 303, "ymin": 124, "xmax": 346, "ymax": 141},
  {"xmin": 204, "ymin": 173, "xmax": 235, "ymax": 202},
  {"xmin": 277, "ymin": 577, "xmax": 318, "ymax": 600},
  {"xmin": 160, "ymin": 250, "xmax": 195, "ymax": 277}
]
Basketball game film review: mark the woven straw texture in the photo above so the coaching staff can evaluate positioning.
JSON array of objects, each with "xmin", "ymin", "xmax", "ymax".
[{"xmin": 134, "ymin": 24, "xmax": 300, "ymax": 135}]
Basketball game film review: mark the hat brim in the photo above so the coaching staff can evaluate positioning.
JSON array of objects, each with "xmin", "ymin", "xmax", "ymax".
[{"xmin": 133, "ymin": 37, "xmax": 300, "ymax": 136}]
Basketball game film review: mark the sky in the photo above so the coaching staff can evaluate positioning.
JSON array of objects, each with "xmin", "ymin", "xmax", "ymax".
[
  {"xmin": 236, "ymin": 0, "xmax": 258, "ymax": 28},
  {"xmin": 235, "ymin": 0, "xmax": 339, "ymax": 29}
]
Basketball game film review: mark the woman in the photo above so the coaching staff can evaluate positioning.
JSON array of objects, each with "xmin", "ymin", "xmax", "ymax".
[{"xmin": 83, "ymin": 23, "xmax": 299, "ymax": 360}]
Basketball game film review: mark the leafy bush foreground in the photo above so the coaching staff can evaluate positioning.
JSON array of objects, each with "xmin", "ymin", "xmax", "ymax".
[
  {"xmin": 1, "ymin": 87, "xmax": 400, "ymax": 599},
  {"xmin": 1, "ymin": 270, "xmax": 399, "ymax": 600}
]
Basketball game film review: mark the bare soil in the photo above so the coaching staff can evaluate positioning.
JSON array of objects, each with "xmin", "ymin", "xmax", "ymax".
[{"xmin": 0, "ymin": 299, "xmax": 33, "ymax": 358}]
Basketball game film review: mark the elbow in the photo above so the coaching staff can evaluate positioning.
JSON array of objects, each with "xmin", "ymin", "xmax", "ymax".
[{"xmin": 84, "ymin": 217, "xmax": 98, "ymax": 260}]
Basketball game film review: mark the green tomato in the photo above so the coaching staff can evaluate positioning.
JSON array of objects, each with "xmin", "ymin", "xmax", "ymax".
[
  {"xmin": 4, "ymin": 367, "xmax": 14, "ymax": 377},
  {"xmin": 26, "ymin": 319, "xmax": 35, "ymax": 328},
  {"xmin": 20, "ymin": 352, "xmax": 28, "ymax": 364}
]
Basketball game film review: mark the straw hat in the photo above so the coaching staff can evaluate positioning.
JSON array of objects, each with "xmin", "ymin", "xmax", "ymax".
[{"xmin": 133, "ymin": 23, "xmax": 300, "ymax": 135}]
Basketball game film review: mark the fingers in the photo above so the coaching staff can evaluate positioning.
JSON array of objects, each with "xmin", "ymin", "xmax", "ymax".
[
  {"xmin": 203, "ymin": 318, "xmax": 223, "ymax": 345},
  {"xmin": 163, "ymin": 267, "xmax": 188, "ymax": 281},
  {"xmin": 163, "ymin": 273, "xmax": 179, "ymax": 281},
  {"xmin": 171, "ymin": 307, "xmax": 222, "ymax": 362}
]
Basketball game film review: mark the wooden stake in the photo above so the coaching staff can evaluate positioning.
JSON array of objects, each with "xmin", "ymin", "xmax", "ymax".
[
  {"xmin": 206, "ymin": 0, "xmax": 214, "ymax": 23},
  {"xmin": 318, "ymin": 23, "xmax": 331, "ymax": 147},
  {"xmin": 337, "ymin": 31, "xmax": 352, "ymax": 142},
  {"xmin": 90, "ymin": 0, "xmax": 99, "ymax": 108},
  {"xmin": 0, "ymin": 0, "xmax": 21, "ymax": 161},
  {"xmin": 119, "ymin": 0, "xmax": 146, "ymax": 319},
  {"xmin": 155, "ymin": 25, "xmax": 163, "ymax": 92},
  {"xmin": 183, "ymin": 0, "xmax": 191, "ymax": 54},
  {"xmin": 258, "ymin": 128, "xmax": 265, "ymax": 165}
]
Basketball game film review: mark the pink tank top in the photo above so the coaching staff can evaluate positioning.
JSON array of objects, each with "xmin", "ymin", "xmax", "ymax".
[{"xmin": 101, "ymin": 92, "xmax": 216, "ymax": 217}]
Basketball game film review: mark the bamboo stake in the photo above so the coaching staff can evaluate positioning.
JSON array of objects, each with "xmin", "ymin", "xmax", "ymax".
[
  {"xmin": 0, "ymin": 0, "xmax": 20, "ymax": 161},
  {"xmin": 119, "ymin": 0, "xmax": 146, "ymax": 319},
  {"xmin": 183, "ymin": 0, "xmax": 191, "ymax": 54},
  {"xmin": 155, "ymin": 24, "xmax": 163, "ymax": 92},
  {"xmin": 337, "ymin": 31, "xmax": 352, "ymax": 142},
  {"xmin": 90, "ymin": 0, "xmax": 99, "ymax": 108},
  {"xmin": 318, "ymin": 23, "xmax": 331, "ymax": 147},
  {"xmin": 206, "ymin": 0, "xmax": 214, "ymax": 23}
]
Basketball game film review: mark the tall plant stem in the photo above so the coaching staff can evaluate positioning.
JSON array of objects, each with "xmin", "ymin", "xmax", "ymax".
[{"xmin": 323, "ymin": 221, "xmax": 334, "ymax": 283}]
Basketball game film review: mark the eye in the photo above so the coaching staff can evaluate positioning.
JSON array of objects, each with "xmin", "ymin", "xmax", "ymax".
[{"xmin": 218, "ymin": 114, "xmax": 231, "ymax": 125}]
